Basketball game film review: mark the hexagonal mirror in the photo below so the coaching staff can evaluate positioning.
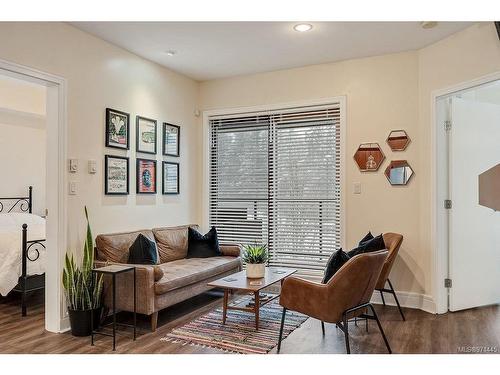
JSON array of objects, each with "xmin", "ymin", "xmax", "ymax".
[
  {"xmin": 387, "ymin": 130, "xmax": 410, "ymax": 151},
  {"xmin": 354, "ymin": 143, "xmax": 385, "ymax": 172},
  {"xmin": 384, "ymin": 160, "xmax": 414, "ymax": 185},
  {"xmin": 479, "ymin": 163, "xmax": 500, "ymax": 211}
]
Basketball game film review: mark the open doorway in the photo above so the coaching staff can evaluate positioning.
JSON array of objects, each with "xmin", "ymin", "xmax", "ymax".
[
  {"xmin": 0, "ymin": 59, "xmax": 67, "ymax": 333},
  {"xmin": 0, "ymin": 74, "xmax": 47, "ymax": 321},
  {"xmin": 435, "ymin": 77, "xmax": 500, "ymax": 313}
]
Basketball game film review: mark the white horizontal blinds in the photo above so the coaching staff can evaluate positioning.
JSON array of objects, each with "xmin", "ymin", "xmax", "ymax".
[
  {"xmin": 268, "ymin": 108, "xmax": 341, "ymax": 275},
  {"xmin": 209, "ymin": 115, "xmax": 269, "ymax": 245},
  {"xmin": 209, "ymin": 105, "xmax": 341, "ymax": 276}
]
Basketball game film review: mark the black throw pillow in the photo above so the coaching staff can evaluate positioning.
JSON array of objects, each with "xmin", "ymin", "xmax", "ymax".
[
  {"xmin": 187, "ymin": 226, "xmax": 222, "ymax": 258},
  {"xmin": 322, "ymin": 248, "xmax": 350, "ymax": 284},
  {"xmin": 359, "ymin": 231, "xmax": 374, "ymax": 245},
  {"xmin": 128, "ymin": 234, "xmax": 158, "ymax": 265},
  {"xmin": 347, "ymin": 234, "xmax": 386, "ymax": 258}
]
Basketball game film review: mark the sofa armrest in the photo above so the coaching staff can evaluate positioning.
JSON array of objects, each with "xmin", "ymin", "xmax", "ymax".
[
  {"xmin": 220, "ymin": 244, "xmax": 241, "ymax": 257},
  {"xmin": 94, "ymin": 260, "xmax": 160, "ymax": 315}
]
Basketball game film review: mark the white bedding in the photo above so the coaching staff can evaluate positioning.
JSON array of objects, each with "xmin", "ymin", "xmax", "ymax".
[{"xmin": 0, "ymin": 213, "xmax": 46, "ymax": 296}]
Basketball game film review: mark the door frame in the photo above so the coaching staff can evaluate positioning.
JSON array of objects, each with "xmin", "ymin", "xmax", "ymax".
[
  {"xmin": 431, "ymin": 71, "xmax": 500, "ymax": 314},
  {"xmin": 0, "ymin": 58, "xmax": 68, "ymax": 332}
]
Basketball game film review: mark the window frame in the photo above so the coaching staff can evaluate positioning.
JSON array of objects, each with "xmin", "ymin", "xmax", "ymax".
[{"xmin": 202, "ymin": 98, "xmax": 346, "ymax": 275}]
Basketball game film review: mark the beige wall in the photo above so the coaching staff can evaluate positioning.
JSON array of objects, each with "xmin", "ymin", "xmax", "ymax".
[
  {"xmin": 0, "ymin": 23, "xmax": 201, "ymax": 252},
  {"xmin": 200, "ymin": 22, "xmax": 500, "ymax": 303}
]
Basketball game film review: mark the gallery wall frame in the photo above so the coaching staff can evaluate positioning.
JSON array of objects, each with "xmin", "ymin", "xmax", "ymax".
[
  {"xmin": 105, "ymin": 108, "xmax": 130, "ymax": 150},
  {"xmin": 162, "ymin": 161, "xmax": 179, "ymax": 195},
  {"xmin": 136, "ymin": 158, "xmax": 157, "ymax": 194},
  {"xmin": 136, "ymin": 115, "xmax": 157, "ymax": 154},
  {"xmin": 163, "ymin": 122, "xmax": 180, "ymax": 157},
  {"xmin": 104, "ymin": 155, "xmax": 130, "ymax": 195}
]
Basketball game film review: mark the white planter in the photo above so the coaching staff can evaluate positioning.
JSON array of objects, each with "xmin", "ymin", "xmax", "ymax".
[{"xmin": 246, "ymin": 263, "xmax": 266, "ymax": 278}]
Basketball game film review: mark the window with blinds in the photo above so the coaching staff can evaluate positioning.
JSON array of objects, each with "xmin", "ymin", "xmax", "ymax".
[{"xmin": 209, "ymin": 105, "xmax": 342, "ymax": 277}]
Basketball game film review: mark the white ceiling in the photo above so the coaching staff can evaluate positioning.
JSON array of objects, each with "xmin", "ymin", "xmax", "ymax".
[{"xmin": 72, "ymin": 22, "xmax": 472, "ymax": 81}]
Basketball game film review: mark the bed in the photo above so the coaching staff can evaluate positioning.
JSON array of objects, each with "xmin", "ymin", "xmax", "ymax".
[{"xmin": 0, "ymin": 186, "xmax": 46, "ymax": 316}]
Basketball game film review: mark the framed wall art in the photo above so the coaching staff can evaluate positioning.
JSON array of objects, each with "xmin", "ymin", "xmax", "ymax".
[
  {"xmin": 136, "ymin": 116, "xmax": 157, "ymax": 154},
  {"xmin": 136, "ymin": 158, "xmax": 157, "ymax": 194},
  {"xmin": 105, "ymin": 155, "xmax": 129, "ymax": 195},
  {"xmin": 163, "ymin": 123, "xmax": 180, "ymax": 157},
  {"xmin": 162, "ymin": 161, "xmax": 179, "ymax": 195},
  {"xmin": 105, "ymin": 108, "xmax": 130, "ymax": 150},
  {"xmin": 353, "ymin": 143, "xmax": 385, "ymax": 172}
]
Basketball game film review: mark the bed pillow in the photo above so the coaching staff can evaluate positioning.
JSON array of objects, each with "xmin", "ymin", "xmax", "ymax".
[
  {"xmin": 128, "ymin": 234, "xmax": 158, "ymax": 265},
  {"xmin": 347, "ymin": 234, "xmax": 385, "ymax": 258},
  {"xmin": 322, "ymin": 248, "xmax": 350, "ymax": 284},
  {"xmin": 186, "ymin": 226, "xmax": 222, "ymax": 258}
]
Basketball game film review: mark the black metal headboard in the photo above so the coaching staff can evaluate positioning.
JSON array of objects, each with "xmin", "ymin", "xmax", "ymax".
[{"xmin": 0, "ymin": 186, "xmax": 32, "ymax": 214}]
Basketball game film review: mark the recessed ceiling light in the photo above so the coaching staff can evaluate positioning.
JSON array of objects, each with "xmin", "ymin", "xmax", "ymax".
[
  {"xmin": 293, "ymin": 23, "xmax": 313, "ymax": 32},
  {"xmin": 420, "ymin": 21, "xmax": 438, "ymax": 29},
  {"xmin": 165, "ymin": 50, "xmax": 176, "ymax": 56}
]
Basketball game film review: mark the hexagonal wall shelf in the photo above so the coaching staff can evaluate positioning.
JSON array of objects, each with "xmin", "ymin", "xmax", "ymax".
[
  {"xmin": 384, "ymin": 160, "xmax": 414, "ymax": 185},
  {"xmin": 479, "ymin": 163, "xmax": 500, "ymax": 211},
  {"xmin": 354, "ymin": 143, "xmax": 385, "ymax": 172},
  {"xmin": 387, "ymin": 130, "xmax": 410, "ymax": 151}
]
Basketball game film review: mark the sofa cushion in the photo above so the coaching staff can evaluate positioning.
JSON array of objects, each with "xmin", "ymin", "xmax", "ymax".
[
  {"xmin": 96, "ymin": 229, "xmax": 156, "ymax": 264},
  {"xmin": 154, "ymin": 256, "xmax": 241, "ymax": 295},
  {"xmin": 128, "ymin": 234, "xmax": 158, "ymax": 265},
  {"xmin": 153, "ymin": 224, "xmax": 198, "ymax": 263},
  {"xmin": 186, "ymin": 226, "xmax": 222, "ymax": 258}
]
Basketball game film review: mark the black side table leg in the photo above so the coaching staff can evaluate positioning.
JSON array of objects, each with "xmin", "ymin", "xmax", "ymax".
[
  {"xmin": 133, "ymin": 267, "xmax": 137, "ymax": 341},
  {"xmin": 112, "ymin": 273, "xmax": 116, "ymax": 351}
]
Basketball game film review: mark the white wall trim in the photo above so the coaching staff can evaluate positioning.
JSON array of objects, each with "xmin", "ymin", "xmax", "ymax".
[
  {"xmin": 0, "ymin": 58, "xmax": 68, "ymax": 333},
  {"xmin": 371, "ymin": 291, "xmax": 435, "ymax": 315},
  {"xmin": 430, "ymin": 70, "xmax": 500, "ymax": 315},
  {"xmin": 202, "ymin": 96, "xmax": 347, "ymax": 249}
]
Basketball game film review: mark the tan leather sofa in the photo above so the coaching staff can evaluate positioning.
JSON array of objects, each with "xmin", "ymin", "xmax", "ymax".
[{"xmin": 94, "ymin": 224, "xmax": 241, "ymax": 331}]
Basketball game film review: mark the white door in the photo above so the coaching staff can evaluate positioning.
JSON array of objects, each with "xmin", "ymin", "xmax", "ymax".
[{"xmin": 449, "ymin": 96, "xmax": 500, "ymax": 311}]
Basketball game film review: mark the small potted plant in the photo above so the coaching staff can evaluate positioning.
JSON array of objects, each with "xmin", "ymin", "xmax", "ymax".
[
  {"xmin": 243, "ymin": 244, "xmax": 268, "ymax": 278},
  {"xmin": 62, "ymin": 207, "xmax": 103, "ymax": 337}
]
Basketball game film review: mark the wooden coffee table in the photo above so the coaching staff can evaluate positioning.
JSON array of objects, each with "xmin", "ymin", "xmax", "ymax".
[{"xmin": 208, "ymin": 267, "xmax": 297, "ymax": 330}]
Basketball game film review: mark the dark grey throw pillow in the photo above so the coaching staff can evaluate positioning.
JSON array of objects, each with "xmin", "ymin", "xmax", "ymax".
[
  {"xmin": 347, "ymin": 233, "xmax": 385, "ymax": 258},
  {"xmin": 186, "ymin": 226, "xmax": 222, "ymax": 258},
  {"xmin": 359, "ymin": 231, "xmax": 374, "ymax": 245},
  {"xmin": 128, "ymin": 234, "xmax": 158, "ymax": 265},
  {"xmin": 322, "ymin": 248, "xmax": 350, "ymax": 284}
]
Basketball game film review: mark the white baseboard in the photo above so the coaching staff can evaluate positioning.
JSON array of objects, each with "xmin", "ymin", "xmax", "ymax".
[{"xmin": 371, "ymin": 290, "xmax": 436, "ymax": 314}]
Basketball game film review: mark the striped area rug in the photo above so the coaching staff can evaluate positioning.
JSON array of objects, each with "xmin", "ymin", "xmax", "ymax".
[{"xmin": 161, "ymin": 300, "xmax": 307, "ymax": 354}]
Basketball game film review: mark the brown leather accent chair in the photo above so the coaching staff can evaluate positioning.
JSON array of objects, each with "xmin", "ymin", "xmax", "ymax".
[
  {"xmin": 376, "ymin": 233, "xmax": 405, "ymax": 320},
  {"xmin": 277, "ymin": 250, "xmax": 391, "ymax": 354}
]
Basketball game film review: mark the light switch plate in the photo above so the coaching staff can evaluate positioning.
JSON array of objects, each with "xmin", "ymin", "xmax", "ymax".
[
  {"xmin": 353, "ymin": 182, "xmax": 361, "ymax": 194},
  {"xmin": 69, "ymin": 181, "xmax": 77, "ymax": 195},
  {"xmin": 88, "ymin": 160, "xmax": 97, "ymax": 174},
  {"xmin": 69, "ymin": 159, "xmax": 78, "ymax": 173}
]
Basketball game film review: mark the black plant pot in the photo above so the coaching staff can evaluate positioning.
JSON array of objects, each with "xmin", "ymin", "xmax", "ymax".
[{"xmin": 68, "ymin": 307, "xmax": 103, "ymax": 337}]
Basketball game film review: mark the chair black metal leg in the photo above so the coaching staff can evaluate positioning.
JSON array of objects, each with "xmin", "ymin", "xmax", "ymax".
[
  {"xmin": 342, "ymin": 314, "xmax": 350, "ymax": 354},
  {"xmin": 365, "ymin": 316, "xmax": 368, "ymax": 332},
  {"xmin": 277, "ymin": 308, "xmax": 286, "ymax": 353},
  {"xmin": 380, "ymin": 290, "xmax": 386, "ymax": 306},
  {"xmin": 368, "ymin": 304, "xmax": 392, "ymax": 354},
  {"xmin": 321, "ymin": 321, "xmax": 325, "ymax": 336},
  {"xmin": 387, "ymin": 279, "xmax": 405, "ymax": 321}
]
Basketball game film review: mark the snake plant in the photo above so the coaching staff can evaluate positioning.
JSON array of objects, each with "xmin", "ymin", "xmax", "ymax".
[
  {"xmin": 62, "ymin": 207, "xmax": 103, "ymax": 310},
  {"xmin": 242, "ymin": 244, "xmax": 269, "ymax": 264}
]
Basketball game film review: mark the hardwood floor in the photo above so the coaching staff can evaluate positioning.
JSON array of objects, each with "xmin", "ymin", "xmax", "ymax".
[{"xmin": 1, "ymin": 290, "xmax": 498, "ymax": 354}]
